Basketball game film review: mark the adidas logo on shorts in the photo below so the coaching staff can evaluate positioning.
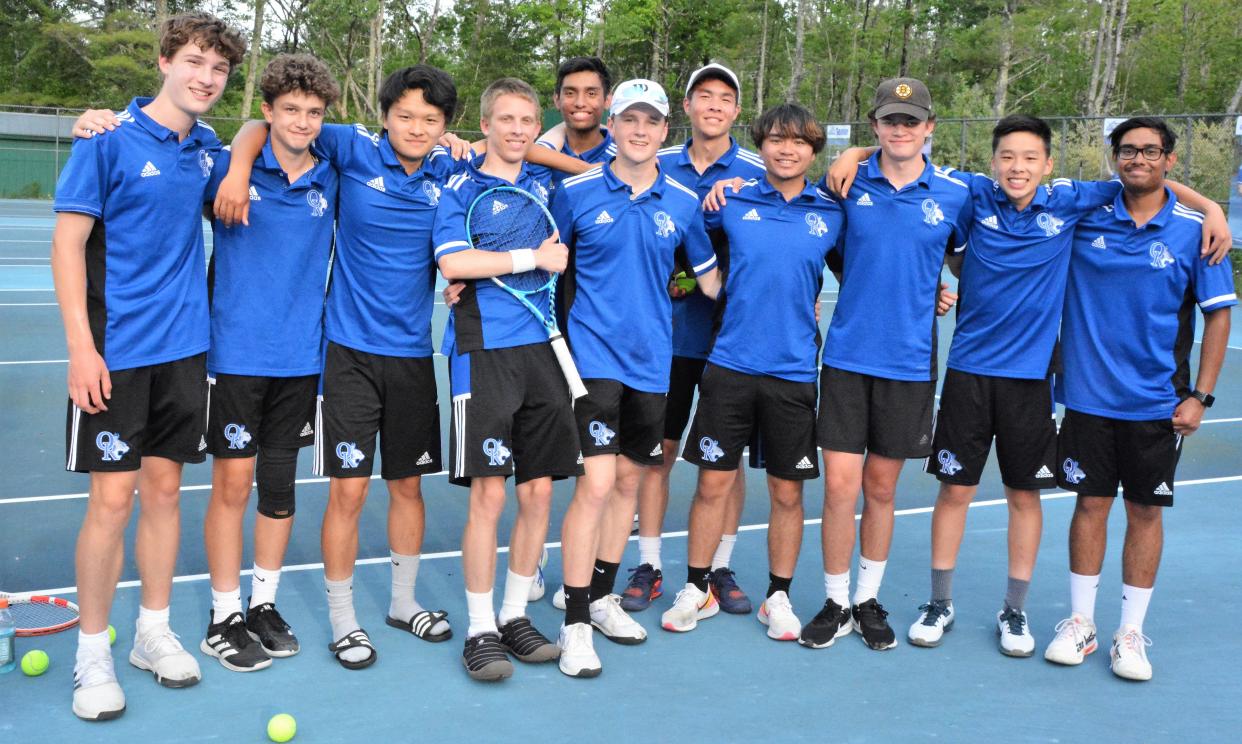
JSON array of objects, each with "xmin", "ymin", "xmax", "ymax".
[
  {"xmin": 742, "ymin": 208, "xmax": 761, "ymax": 221},
  {"xmin": 198, "ymin": 436, "xmax": 207, "ymax": 452},
  {"xmin": 1091, "ymin": 235, "xmax": 1107, "ymax": 250},
  {"xmin": 795, "ymin": 456, "xmax": 814, "ymax": 470},
  {"xmin": 248, "ymin": 185, "xmax": 262, "ymax": 201},
  {"xmin": 140, "ymin": 161, "xmax": 161, "ymax": 178},
  {"xmin": 300, "ymin": 422, "xmax": 313, "ymax": 437},
  {"xmin": 980, "ymin": 214, "xmax": 998, "ymax": 229},
  {"xmin": 1154, "ymin": 482, "xmax": 1172, "ymax": 496},
  {"xmin": 366, "ymin": 176, "xmax": 386, "ymax": 192},
  {"xmin": 595, "ymin": 210, "xmax": 614, "ymax": 224},
  {"xmin": 416, "ymin": 451, "xmax": 433, "ymax": 466},
  {"xmin": 856, "ymin": 193, "xmax": 873, "ymax": 206},
  {"xmin": 649, "ymin": 444, "xmax": 662, "ymax": 457},
  {"xmin": 1035, "ymin": 465, "xmax": 1053, "ymax": 479}
]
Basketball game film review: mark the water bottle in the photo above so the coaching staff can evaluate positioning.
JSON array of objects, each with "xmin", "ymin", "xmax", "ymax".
[{"xmin": 0, "ymin": 599, "xmax": 16, "ymax": 673}]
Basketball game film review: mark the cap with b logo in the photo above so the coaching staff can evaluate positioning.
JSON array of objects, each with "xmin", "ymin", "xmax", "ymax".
[
  {"xmin": 869, "ymin": 77, "xmax": 933, "ymax": 121},
  {"xmin": 610, "ymin": 79, "xmax": 670, "ymax": 118}
]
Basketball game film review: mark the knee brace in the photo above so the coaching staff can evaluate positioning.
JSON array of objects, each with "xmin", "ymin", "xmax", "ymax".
[{"xmin": 256, "ymin": 446, "xmax": 299, "ymax": 519}]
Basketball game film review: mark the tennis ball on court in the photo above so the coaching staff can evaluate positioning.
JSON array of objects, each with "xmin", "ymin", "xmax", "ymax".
[
  {"xmin": 268, "ymin": 713, "xmax": 297, "ymax": 742},
  {"xmin": 21, "ymin": 650, "xmax": 49, "ymax": 676},
  {"xmin": 107, "ymin": 624, "xmax": 116, "ymax": 645}
]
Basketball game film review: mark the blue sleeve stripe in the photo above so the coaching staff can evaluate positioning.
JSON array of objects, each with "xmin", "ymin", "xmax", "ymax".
[
  {"xmin": 435, "ymin": 240, "xmax": 470, "ymax": 257},
  {"xmin": 1199, "ymin": 293, "xmax": 1237, "ymax": 309},
  {"xmin": 692, "ymin": 256, "xmax": 717, "ymax": 274}
]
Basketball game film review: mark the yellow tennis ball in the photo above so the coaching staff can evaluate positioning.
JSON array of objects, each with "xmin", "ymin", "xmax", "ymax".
[
  {"xmin": 675, "ymin": 272, "xmax": 697, "ymax": 293},
  {"xmin": 107, "ymin": 624, "xmax": 116, "ymax": 645},
  {"xmin": 21, "ymin": 650, "xmax": 49, "ymax": 676},
  {"xmin": 267, "ymin": 713, "xmax": 297, "ymax": 742}
]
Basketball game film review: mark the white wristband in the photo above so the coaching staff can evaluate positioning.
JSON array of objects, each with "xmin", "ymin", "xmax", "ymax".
[{"xmin": 510, "ymin": 248, "xmax": 536, "ymax": 273}]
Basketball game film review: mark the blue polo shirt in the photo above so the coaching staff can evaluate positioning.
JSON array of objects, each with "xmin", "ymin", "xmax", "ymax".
[
  {"xmin": 53, "ymin": 97, "xmax": 220, "ymax": 371},
  {"xmin": 551, "ymin": 163, "xmax": 718, "ymax": 392},
  {"xmin": 704, "ymin": 177, "xmax": 844, "ymax": 383},
  {"xmin": 433, "ymin": 158, "xmax": 553, "ymax": 353},
  {"xmin": 821, "ymin": 155, "xmax": 972, "ymax": 382},
  {"xmin": 659, "ymin": 137, "xmax": 767, "ymax": 359},
  {"xmin": 205, "ymin": 139, "xmax": 338, "ymax": 377},
  {"xmin": 946, "ymin": 175, "xmax": 1120, "ymax": 379},
  {"xmin": 313, "ymin": 123, "xmax": 465, "ymax": 358},
  {"xmin": 527, "ymin": 127, "xmax": 616, "ymax": 190},
  {"xmin": 1057, "ymin": 189, "xmax": 1236, "ymax": 420}
]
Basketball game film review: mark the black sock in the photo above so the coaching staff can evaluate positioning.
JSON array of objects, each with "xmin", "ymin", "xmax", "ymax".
[
  {"xmin": 564, "ymin": 585, "xmax": 591, "ymax": 626},
  {"xmin": 588, "ymin": 559, "xmax": 620, "ymax": 602},
  {"xmin": 767, "ymin": 573, "xmax": 792, "ymax": 598},
  {"xmin": 688, "ymin": 565, "xmax": 711, "ymax": 593}
]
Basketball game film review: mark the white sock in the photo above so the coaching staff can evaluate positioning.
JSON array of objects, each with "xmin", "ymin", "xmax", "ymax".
[
  {"xmin": 712, "ymin": 534, "xmax": 737, "ymax": 571},
  {"xmin": 211, "ymin": 587, "xmax": 243, "ymax": 624},
  {"xmin": 639, "ymin": 536, "xmax": 662, "ymax": 571},
  {"xmin": 388, "ymin": 551, "xmax": 422, "ymax": 621},
  {"xmin": 824, "ymin": 571, "xmax": 850, "ymax": 608},
  {"xmin": 853, "ymin": 556, "xmax": 886, "ymax": 605},
  {"xmin": 1119, "ymin": 584, "xmax": 1153, "ymax": 632},
  {"xmin": 1070, "ymin": 572, "xmax": 1099, "ymax": 622},
  {"xmin": 136, "ymin": 605, "xmax": 170, "ymax": 635},
  {"xmin": 497, "ymin": 570, "xmax": 535, "ymax": 627},
  {"xmin": 76, "ymin": 628, "xmax": 112, "ymax": 662},
  {"xmin": 466, "ymin": 589, "xmax": 497, "ymax": 638},
  {"xmin": 250, "ymin": 563, "xmax": 281, "ymax": 608},
  {"xmin": 325, "ymin": 575, "xmax": 369, "ymax": 663}
]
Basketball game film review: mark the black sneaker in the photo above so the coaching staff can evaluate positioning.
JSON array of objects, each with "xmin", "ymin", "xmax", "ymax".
[
  {"xmin": 200, "ymin": 612, "xmax": 273, "ymax": 672},
  {"xmin": 246, "ymin": 601, "xmax": 300, "ymax": 657},
  {"xmin": 852, "ymin": 599, "xmax": 898, "ymax": 650},
  {"xmin": 498, "ymin": 617, "xmax": 560, "ymax": 663},
  {"xmin": 798, "ymin": 599, "xmax": 852, "ymax": 649},
  {"xmin": 462, "ymin": 632, "xmax": 514, "ymax": 681}
]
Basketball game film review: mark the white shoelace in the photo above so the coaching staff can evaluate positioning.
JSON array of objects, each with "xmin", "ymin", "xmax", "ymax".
[
  {"xmin": 74, "ymin": 654, "xmax": 116, "ymax": 688},
  {"xmin": 1118, "ymin": 628, "xmax": 1152, "ymax": 656},
  {"xmin": 1053, "ymin": 617, "xmax": 1087, "ymax": 644},
  {"xmin": 562, "ymin": 622, "xmax": 593, "ymax": 650},
  {"xmin": 138, "ymin": 626, "xmax": 186, "ymax": 656},
  {"xmin": 766, "ymin": 592, "xmax": 794, "ymax": 616}
]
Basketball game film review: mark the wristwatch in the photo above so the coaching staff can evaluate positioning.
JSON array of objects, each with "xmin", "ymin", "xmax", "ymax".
[{"xmin": 1189, "ymin": 390, "xmax": 1215, "ymax": 408}]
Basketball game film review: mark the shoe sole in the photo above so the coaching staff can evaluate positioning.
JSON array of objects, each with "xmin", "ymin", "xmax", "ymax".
[
  {"xmin": 619, "ymin": 588, "xmax": 663, "ymax": 612},
  {"xmin": 909, "ymin": 618, "xmax": 954, "ymax": 648},
  {"xmin": 128, "ymin": 651, "xmax": 202, "ymax": 688},
  {"xmin": 73, "ymin": 703, "xmax": 126, "ymax": 721},
  {"xmin": 662, "ymin": 602, "xmax": 719, "ymax": 633},
  {"xmin": 198, "ymin": 638, "xmax": 273, "ymax": 672},
  {"xmin": 508, "ymin": 646, "xmax": 561, "ymax": 663},
  {"xmin": 756, "ymin": 608, "xmax": 799, "ymax": 641},
  {"xmin": 559, "ymin": 661, "xmax": 602, "ymax": 678},
  {"xmin": 1044, "ymin": 640, "xmax": 1097, "ymax": 666},
  {"xmin": 462, "ymin": 656, "xmax": 514, "ymax": 682},
  {"xmin": 246, "ymin": 630, "xmax": 300, "ymax": 658},
  {"xmin": 590, "ymin": 621, "xmax": 647, "ymax": 646},
  {"xmin": 1110, "ymin": 661, "xmax": 1152, "ymax": 681},
  {"xmin": 797, "ymin": 622, "xmax": 852, "ymax": 649},
  {"xmin": 851, "ymin": 618, "xmax": 898, "ymax": 650}
]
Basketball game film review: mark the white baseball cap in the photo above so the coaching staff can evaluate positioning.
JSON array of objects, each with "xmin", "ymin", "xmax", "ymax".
[
  {"xmin": 685, "ymin": 63, "xmax": 741, "ymax": 98},
  {"xmin": 610, "ymin": 79, "xmax": 670, "ymax": 118}
]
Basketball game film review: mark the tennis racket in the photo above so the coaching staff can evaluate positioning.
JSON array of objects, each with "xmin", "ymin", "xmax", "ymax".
[
  {"xmin": 1, "ymin": 592, "xmax": 80, "ymax": 636},
  {"xmin": 465, "ymin": 185, "xmax": 588, "ymax": 400}
]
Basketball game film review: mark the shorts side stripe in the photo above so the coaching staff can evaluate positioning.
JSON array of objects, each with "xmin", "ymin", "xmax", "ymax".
[
  {"xmin": 67, "ymin": 404, "xmax": 81, "ymax": 471},
  {"xmin": 312, "ymin": 395, "xmax": 325, "ymax": 476},
  {"xmin": 453, "ymin": 396, "xmax": 467, "ymax": 479},
  {"xmin": 204, "ymin": 376, "xmax": 214, "ymax": 439}
]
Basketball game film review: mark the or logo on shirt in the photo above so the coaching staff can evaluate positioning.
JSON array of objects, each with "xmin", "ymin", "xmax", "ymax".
[
  {"xmin": 96, "ymin": 431, "xmax": 130, "ymax": 462},
  {"xmin": 533, "ymin": 181, "xmax": 549, "ymax": 204},
  {"xmin": 423, "ymin": 181, "xmax": 441, "ymax": 205},
  {"xmin": 224, "ymin": 423, "xmax": 252, "ymax": 450},
  {"xmin": 198, "ymin": 150, "xmax": 214, "ymax": 178},
  {"xmin": 921, "ymin": 198, "xmax": 945, "ymax": 226},
  {"xmin": 594, "ymin": 210, "xmax": 614, "ymax": 224},
  {"xmin": 366, "ymin": 176, "xmax": 386, "ymax": 193},
  {"xmin": 856, "ymin": 193, "xmax": 873, "ymax": 207},
  {"xmin": 1062, "ymin": 458, "xmax": 1086, "ymax": 484},
  {"xmin": 588, "ymin": 421, "xmax": 616, "ymax": 447},
  {"xmin": 1037, "ymin": 212, "xmax": 1064, "ymax": 237},
  {"xmin": 307, "ymin": 189, "xmax": 329, "ymax": 218},
  {"xmin": 805, "ymin": 212, "xmax": 828, "ymax": 237},
  {"xmin": 1091, "ymin": 236, "xmax": 1107, "ymax": 250},
  {"xmin": 1148, "ymin": 241, "xmax": 1174, "ymax": 269},
  {"xmin": 937, "ymin": 449, "xmax": 963, "ymax": 476},
  {"xmin": 337, "ymin": 441, "xmax": 366, "ymax": 469},
  {"xmin": 140, "ymin": 161, "xmax": 161, "ymax": 178},
  {"xmin": 699, "ymin": 436, "xmax": 724, "ymax": 463},
  {"xmin": 248, "ymin": 185, "xmax": 262, "ymax": 202},
  {"xmin": 483, "ymin": 437, "xmax": 511, "ymax": 466},
  {"xmin": 980, "ymin": 214, "xmax": 998, "ymax": 230},
  {"xmin": 653, "ymin": 211, "xmax": 676, "ymax": 238},
  {"xmin": 742, "ymin": 208, "xmax": 761, "ymax": 222}
]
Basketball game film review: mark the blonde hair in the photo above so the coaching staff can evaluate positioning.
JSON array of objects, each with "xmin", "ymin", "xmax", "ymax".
[{"xmin": 480, "ymin": 78, "xmax": 540, "ymax": 120}]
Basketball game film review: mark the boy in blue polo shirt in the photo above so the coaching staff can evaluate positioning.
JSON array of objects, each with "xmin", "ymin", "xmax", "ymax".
[
  {"xmin": 525, "ymin": 57, "xmax": 617, "ymax": 192},
  {"xmin": 51, "ymin": 12, "xmax": 246, "ymax": 720},
  {"xmin": 665, "ymin": 103, "xmax": 841, "ymax": 643},
  {"xmin": 1044, "ymin": 117, "xmax": 1234, "ymax": 681},
  {"xmin": 551, "ymin": 79, "xmax": 720, "ymax": 677},
  {"xmin": 196, "ymin": 54, "xmax": 340, "ymax": 673}
]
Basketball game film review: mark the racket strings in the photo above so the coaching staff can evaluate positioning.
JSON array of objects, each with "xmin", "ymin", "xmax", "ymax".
[
  {"xmin": 11, "ymin": 601, "xmax": 78, "ymax": 629},
  {"xmin": 470, "ymin": 191, "xmax": 555, "ymax": 293}
]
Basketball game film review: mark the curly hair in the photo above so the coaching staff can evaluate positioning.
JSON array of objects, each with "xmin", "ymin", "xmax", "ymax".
[
  {"xmin": 159, "ymin": 12, "xmax": 247, "ymax": 70},
  {"xmin": 260, "ymin": 54, "xmax": 341, "ymax": 108}
]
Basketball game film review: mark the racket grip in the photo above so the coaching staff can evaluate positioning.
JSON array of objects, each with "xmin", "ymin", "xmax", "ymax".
[{"xmin": 549, "ymin": 334, "xmax": 589, "ymax": 400}]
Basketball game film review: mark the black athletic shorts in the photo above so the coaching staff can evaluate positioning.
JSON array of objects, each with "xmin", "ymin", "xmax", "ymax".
[
  {"xmin": 206, "ymin": 374, "xmax": 318, "ymax": 458},
  {"xmin": 448, "ymin": 342, "xmax": 581, "ymax": 486},
  {"xmin": 575, "ymin": 378, "xmax": 666, "ymax": 465},
  {"xmin": 663, "ymin": 355, "xmax": 708, "ymax": 441},
  {"xmin": 1056, "ymin": 408, "xmax": 1182, "ymax": 507},
  {"xmin": 816, "ymin": 365, "xmax": 936, "ymax": 459},
  {"xmin": 683, "ymin": 364, "xmax": 819, "ymax": 480},
  {"xmin": 925, "ymin": 369, "xmax": 1057, "ymax": 490},
  {"xmin": 65, "ymin": 353, "xmax": 208, "ymax": 473},
  {"xmin": 315, "ymin": 342, "xmax": 441, "ymax": 480}
]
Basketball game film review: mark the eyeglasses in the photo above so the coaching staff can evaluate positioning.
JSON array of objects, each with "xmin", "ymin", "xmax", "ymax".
[{"xmin": 1116, "ymin": 145, "xmax": 1169, "ymax": 161}]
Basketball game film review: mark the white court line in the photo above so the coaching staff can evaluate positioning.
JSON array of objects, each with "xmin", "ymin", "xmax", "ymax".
[
  {"xmin": 0, "ymin": 288, "xmax": 53, "ymax": 292},
  {"xmin": 18, "ymin": 473, "xmax": 1242, "ymax": 597},
  {"xmin": 0, "ymin": 303, "xmax": 56, "ymax": 307},
  {"xmin": 0, "ymin": 256, "xmax": 50, "ymax": 259},
  {"xmin": 0, "ymin": 264, "xmax": 52, "ymax": 268},
  {"xmin": 0, "ymin": 359, "xmax": 67, "ymax": 365}
]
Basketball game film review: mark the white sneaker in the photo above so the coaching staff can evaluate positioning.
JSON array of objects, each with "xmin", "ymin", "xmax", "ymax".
[
  {"xmin": 756, "ymin": 591, "xmax": 800, "ymax": 641},
  {"xmin": 660, "ymin": 584, "xmax": 719, "ymax": 632},
  {"xmin": 589, "ymin": 594, "xmax": 647, "ymax": 645},
  {"xmin": 72, "ymin": 655, "xmax": 126, "ymax": 721},
  {"xmin": 557, "ymin": 622, "xmax": 601, "ymax": 678},
  {"xmin": 908, "ymin": 600, "xmax": 954, "ymax": 648},
  {"xmin": 1043, "ymin": 613, "xmax": 1098, "ymax": 666},
  {"xmin": 129, "ymin": 625, "xmax": 202, "ymax": 688},
  {"xmin": 551, "ymin": 584, "xmax": 566, "ymax": 610},
  {"xmin": 1110, "ymin": 626, "xmax": 1153, "ymax": 681},
  {"xmin": 527, "ymin": 548, "xmax": 548, "ymax": 602},
  {"xmin": 997, "ymin": 607, "xmax": 1035, "ymax": 657}
]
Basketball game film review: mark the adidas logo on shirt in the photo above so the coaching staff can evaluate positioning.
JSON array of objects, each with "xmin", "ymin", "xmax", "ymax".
[
  {"xmin": 795, "ymin": 457, "xmax": 814, "ymax": 470},
  {"xmin": 1035, "ymin": 465, "xmax": 1053, "ymax": 479},
  {"xmin": 248, "ymin": 185, "xmax": 262, "ymax": 201},
  {"xmin": 1091, "ymin": 235, "xmax": 1107, "ymax": 250},
  {"xmin": 416, "ymin": 452, "xmax": 433, "ymax": 466},
  {"xmin": 980, "ymin": 214, "xmax": 998, "ymax": 229},
  {"xmin": 595, "ymin": 210, "xmax": 614, "ymax": 224},
  {"xmin": 742, "ymin": 208, "xmax": 761, "ymax": 221},
  {"xmin": 299, "ymin": 422, "xmax": 313, "ymax": 437},
  {"xmin": 366, "ymin": 176, "xmax": 386, "ymax": 192},
  {"xmin": 140, "ymin": 161, "xmax": 161, "ymax": 178},
  {"xmin": 1154, "ymin": 482, "xmax": 1172, "ymax": 496},
  {"xmin": 856, "ymin": 193, "xmax": 873, "ymax": 206},
  {"xmin": 492, "ymin": 199, "xmax": 508, "ymax": 215}
]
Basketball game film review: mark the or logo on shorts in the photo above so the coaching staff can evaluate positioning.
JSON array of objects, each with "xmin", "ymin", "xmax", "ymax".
[
  {"xmin": 337, "ymin": 442, "xmax": 366, "ymax": 469},
  {"xmin": 921, "ymin": 198, "xmax": 945, "ymax": 227},
  {"xmin": 1037, "ymin": 212, "xmax": 1064, "ymax": 237},
  {"xmin": 423, "ymin": 181, "xmax": 441, "ymax": 205},
  {"xmin": 96, "ymin": 431, "xmax": 130, "ymax": 462},
  {"xmin": 654, "ymin": 211, "xmax": 676, "ymax": 238},
  {"xmin": 307, "ymin": 189, "xmax": 329, "ymax": 217},
  {"xmin": 699, "ymin": 437, "xmax": 724, "ymax": 463},
  {"xmin": 198, "ymin": 149, "xmax": 214, "ymax": 178},
  {"xmin": 588, "ymin": 421, "xmax": 615, "ymax": 447},
  {"xmin": 937, "ymin": 449, "xmax": 963, "ymax": 476},
  {"xmin": 1062, "ymin": 458, "xmax": 1086, "ymax": 484},
  {"xmin": 483, "ymin": 438, "xmax": 511, "ymax": 466},
  {"xmin": 224, "ymin": 423, "xmax": 252, "ymax": 450},
  {"xmin": 805, "ymin": 212, "xmax": 828, "ymax": 237},
  {"xmin": 1148, "ymin": 241, "xmax": 1174, "ymax": 269}
]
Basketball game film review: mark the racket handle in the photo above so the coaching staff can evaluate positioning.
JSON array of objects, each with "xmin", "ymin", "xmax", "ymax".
[{"xmin": 549, "ymin": 334, "xmax": 589, "ymax": 400}]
